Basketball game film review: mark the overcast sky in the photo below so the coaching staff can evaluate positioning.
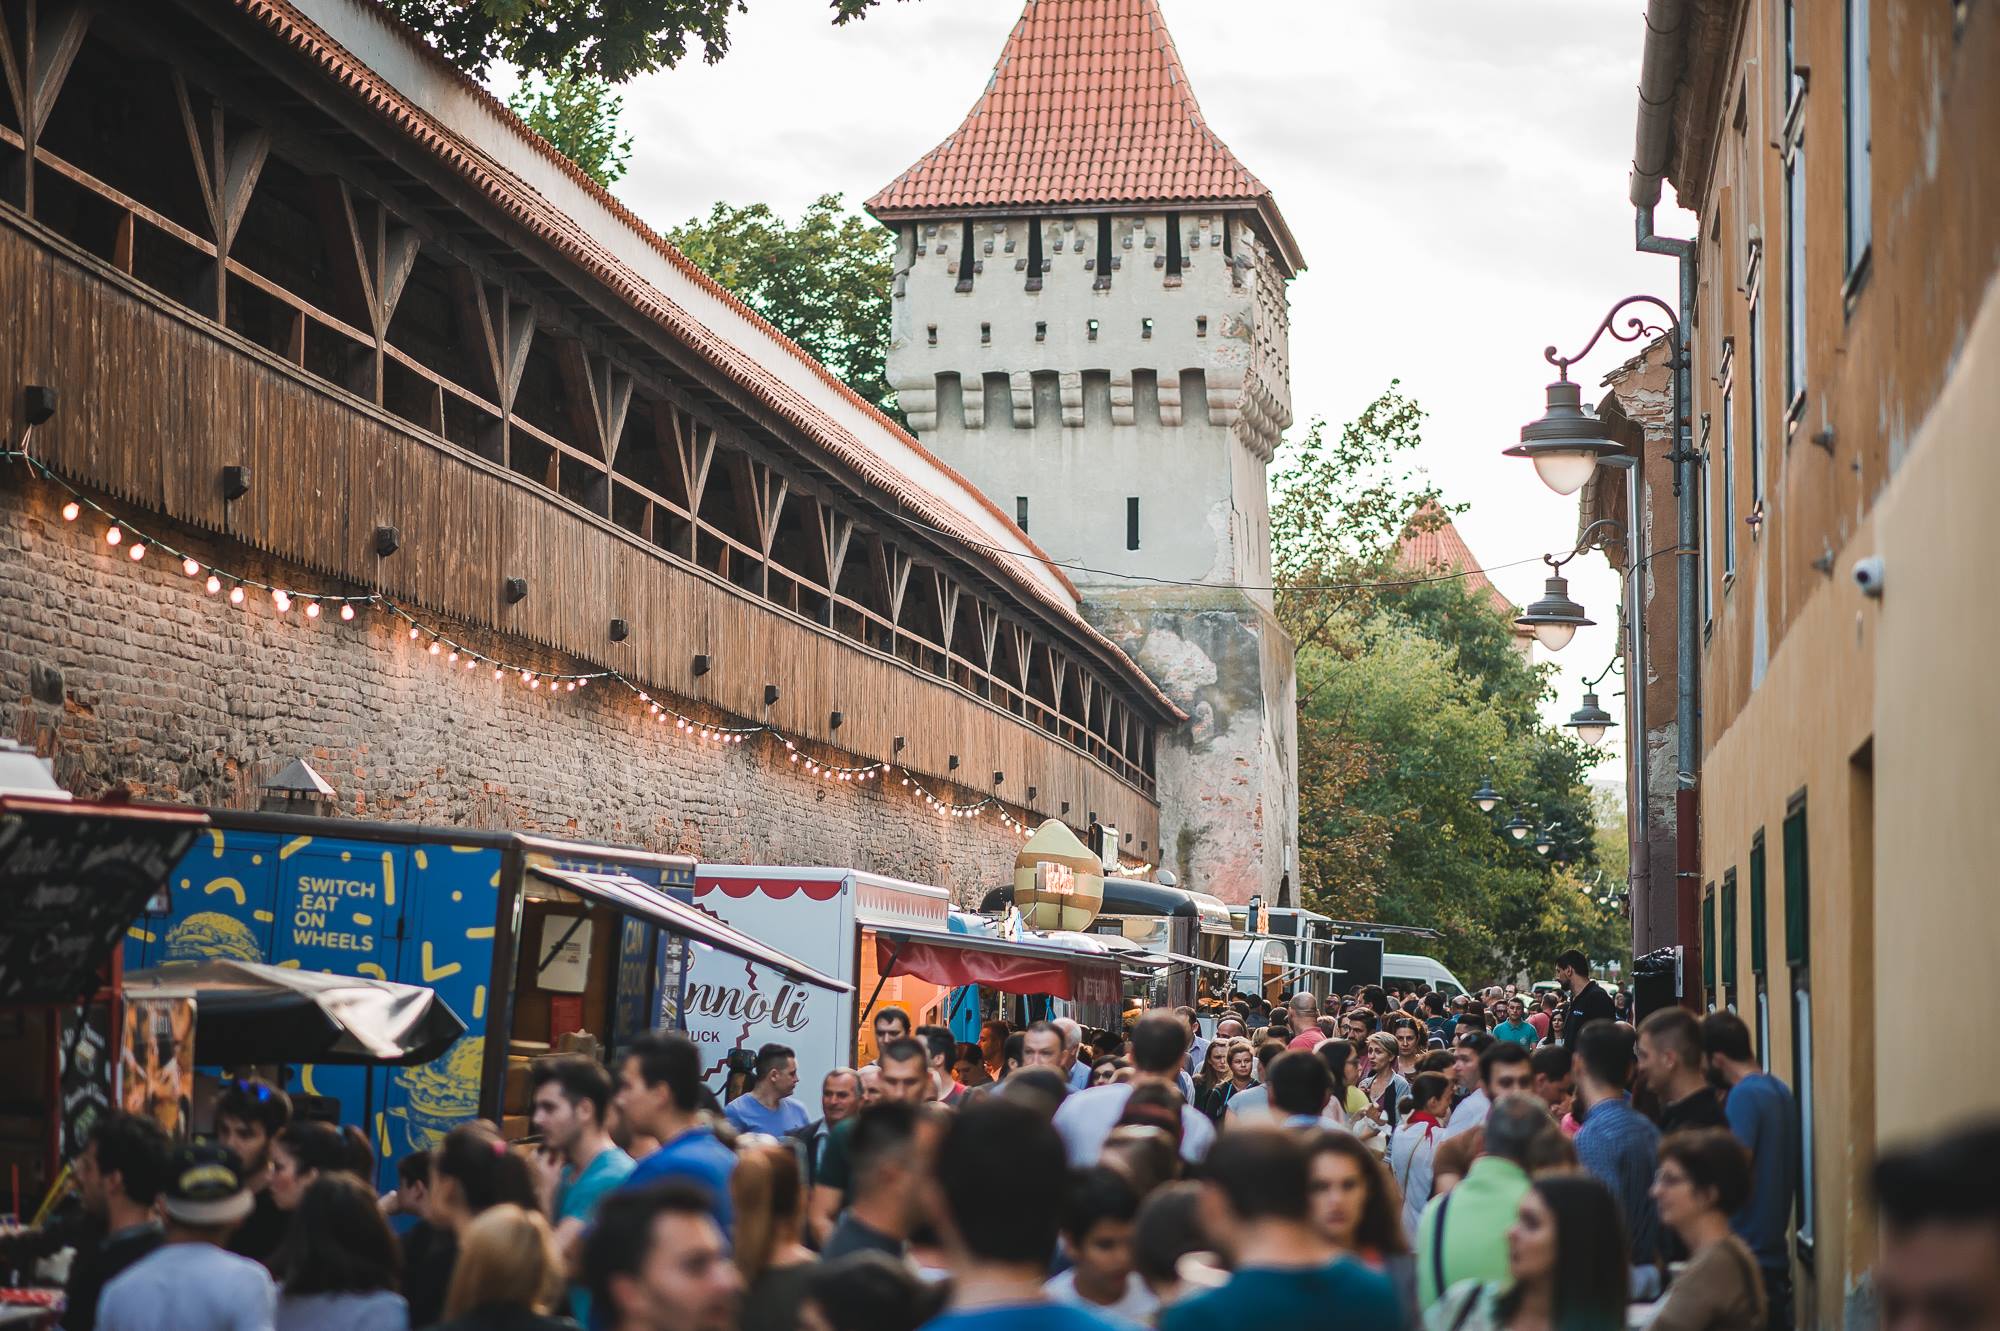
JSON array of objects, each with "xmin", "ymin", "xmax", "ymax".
[{"xmin": 538, "ymin": 1, "xmax": 1697, "ymax": 786}]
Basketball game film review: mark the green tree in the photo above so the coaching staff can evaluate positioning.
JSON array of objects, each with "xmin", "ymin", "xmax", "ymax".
[
  {"xmin": 385, "ymin": 0, "xmax": 892, "ymax": 82},
  {"xmin": 666, "ymin": 195, "xmax": 899, "ymax": 420},
  {"xmin": 507, "ymin": 72, "xmax": 634, "ymax": 188},
  {"xmin": 1275, "ymin": 384, "xmax": 1618, "ymax": 982}
]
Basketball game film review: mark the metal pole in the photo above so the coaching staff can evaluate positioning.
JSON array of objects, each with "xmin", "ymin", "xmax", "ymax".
[{"xmin": 1636, "ymin": 204, "xmax": 1701, "ymax": 1005}]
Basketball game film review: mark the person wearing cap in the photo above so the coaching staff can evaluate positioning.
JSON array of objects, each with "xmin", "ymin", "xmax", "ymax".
[{"xmin": 97, "ymin": 1141, "xmax": 278, "ymax": 1331}]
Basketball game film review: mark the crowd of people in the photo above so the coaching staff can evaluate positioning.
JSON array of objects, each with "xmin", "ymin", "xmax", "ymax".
[{"xmin": 34, "ymin": 948, "xmax": 2000, "ymax": 1331}]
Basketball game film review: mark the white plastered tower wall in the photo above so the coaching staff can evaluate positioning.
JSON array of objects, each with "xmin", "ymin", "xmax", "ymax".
[{"xmin": 886, "ymin": 205, "xmax": 1299, "ymax": 906}]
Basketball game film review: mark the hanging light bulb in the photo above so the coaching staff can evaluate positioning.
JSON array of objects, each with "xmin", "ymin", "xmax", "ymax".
[
  {"xmin": 204, "ymin": 573, "xmax": 222, "ymax": 595},
  {"xmin": 446, "ymin": 649, "xmax": 457, "ymax": 661},
  {"xmin": 494, "ymin": 667, "xmax": 504, "ymax": 680},
  {"xmin": 61, "ymin": 501, "xmax": 80, "ymax": 522},
  {"xmin": 409, "ymin": 626, "xmax": 420, "ymax": 640},
  {"xmin": 428, "ymin": 640, "xmax": 441, "ymax": 655},
  {"xmin": 127, "ymin": 542, "xmax": 145, "ymax": 561},
  {"xmin": 104, "ymin": 525, "xmax": 122, "ymax": 546},
  {"xmin": 306, "ymin": 601, "xmax": 322, "ymax": 619},
  {"xmin": 229, "ymin": 584, "xmax": 247, "ymax": 605},
  {"xmin": 272, "ymin": 589, "xmax": 291, "ymax": 612},
  {"xmin": 464, "ymin": 657, "xmax": 475, "ymax": 670},
  {"xmin": 339, "ymin": 603, "xmax": 355, "ymax": 621},
  {"xmin": 182, "ymin": 557, "xmax": 201, "ymax": 577}
]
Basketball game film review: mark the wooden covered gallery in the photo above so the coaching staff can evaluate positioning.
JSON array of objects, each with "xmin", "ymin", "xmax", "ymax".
[{"xmin": 0, "ymin": 0, "xmax": 1178, "ymax": 869}]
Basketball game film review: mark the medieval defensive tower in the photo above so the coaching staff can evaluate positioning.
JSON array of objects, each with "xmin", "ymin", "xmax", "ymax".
[{"xmin": 867, "ymin": 0, "xmax": 1302, "ymax": 904}]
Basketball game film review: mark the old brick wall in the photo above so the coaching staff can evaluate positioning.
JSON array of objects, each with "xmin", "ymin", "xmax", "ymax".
[{"xmin": 0, "ymin": 479, "xmax": 1025, "ymax": 903}]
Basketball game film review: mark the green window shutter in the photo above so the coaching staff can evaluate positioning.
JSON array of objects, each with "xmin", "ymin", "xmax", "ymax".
[
  {"xmin": 1703, "ymin": 887, "xmax": 1718, "ymax": 998},
  {"xmin": 1722, "ymin": 871, "xmax": 1739, "ymax": 984},
  {"xmin": 1784, "ymin": 802, "xmax": 1810, "ymax": 967},
  {"xmin": 1749, "ymin": 833, "xmax": 1768, "ymax": 976}
]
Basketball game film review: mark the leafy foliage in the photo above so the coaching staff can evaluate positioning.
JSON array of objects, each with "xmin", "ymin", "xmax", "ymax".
[
  {"xmin": 666, "ymin": 195, "xmax": 900, "ymax": 421},
  {"xmin": 1276, "ymin": 385, "xmax": 1624, "ymax": 982},
  {"xmin": 385, "ymin": 0, "xmax": 891, "ymax": 83},
  {"xmin": 507, "ymin": 72, "xmax": 635, "ymax": 187}
]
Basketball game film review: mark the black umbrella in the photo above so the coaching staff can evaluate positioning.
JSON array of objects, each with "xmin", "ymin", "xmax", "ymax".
[{"xmin": 123, "ymin": 960, "xmax": 466, "ymax": 1066}]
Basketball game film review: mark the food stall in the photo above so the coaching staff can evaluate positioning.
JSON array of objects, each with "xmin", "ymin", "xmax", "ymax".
[
  {"xmin": 131, "ymin": 811, "xmax": 844, "ymax": 1189},
  {"xmin": 986, "ymin": 874, "xmax": 1238, "ymax": 1011},
  {"xmin": 0, "ymin": 744, "xmax": 210, "ymax": 1224}
]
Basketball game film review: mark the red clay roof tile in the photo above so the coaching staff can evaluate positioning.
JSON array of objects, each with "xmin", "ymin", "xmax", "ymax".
[{"xmin": 1398, "ymin": 503, "xmax": 1527, "ymax": 627}]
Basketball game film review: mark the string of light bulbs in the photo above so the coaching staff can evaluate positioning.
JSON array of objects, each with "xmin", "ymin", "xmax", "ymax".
[{"xmin": 6, "ymin": 449, "xmax": 1167, "ymax": 863}]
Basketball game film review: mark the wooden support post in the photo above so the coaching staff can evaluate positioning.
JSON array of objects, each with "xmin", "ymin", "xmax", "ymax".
[
  {"xmin": 659, "ymin": 405, "xmax": 715, "ymax": 566},
  {"xmin": 0, "ymin": 0, "xmax": 92, "ymax": 217},
  {"xmin": 728, "ymin": 454, "xmax": 788, "ymax": 598},
  {"xmin": 813, "ymin": 498, "xmax": 854, "ymax": 625},
  {"xmin": 454, "ymin": 270, "xmax": 533, "ymax": 467},
  {"xmin": 175, "ymin": 72, "xmax": 269, "ymax": 324},
  {"xmin": 557, "ymin": 339, "xmax": 632, "ymax": 515}
]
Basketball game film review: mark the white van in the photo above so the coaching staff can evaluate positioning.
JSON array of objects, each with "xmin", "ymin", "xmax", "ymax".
[{"xmin": 1382, "ymin": 952, "xmax": 1468, "ymax": 998}]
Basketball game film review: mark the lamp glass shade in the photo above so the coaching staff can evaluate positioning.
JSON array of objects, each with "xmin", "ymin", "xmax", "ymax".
[
  {"xmin": 1574, "ymin": 722, "xmax": 1608, "ymax": 745},
  {"xmin": 1533, "ymin": 621, "xmax": 1578, "ymax": 651},
  {"xmin": 1476, "ymin": 795, "xmax": 1499, "ymax": 813},
  {"xmin": 1534, "ymin": 840, "xmax": 1553, "ymax": 855},
  {"xmin": 1506, "ymin": 821, "xmax": 1529, "ymax": 841},
  {"xmin": 1531, "ymin": 450, "xmax": 1603, "ymax": 496}
]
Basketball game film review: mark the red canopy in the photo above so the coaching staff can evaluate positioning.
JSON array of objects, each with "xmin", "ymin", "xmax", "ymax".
[{"xmin": 873, "ymin": 929, "xmax": 1120, "ymax": 1005}]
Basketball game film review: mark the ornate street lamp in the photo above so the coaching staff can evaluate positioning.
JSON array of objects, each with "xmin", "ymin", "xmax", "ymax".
[
  {"xmin": 1515, "ymin": 519, "xmax": 1625, "ymax": 652},
  {"xmin": 1564, "ymin": 657, "xmax": 1622, "ymax": 746},
  {"xmin": 1502, "ymin": 810, "xmax": 1531, "ymax": 842},
  {"xmin": 1470, "ymin": 764, "xmax": 1501, "ymax": 814},
  {"xmin": 1533, "ymin": 826, "xmax": 1556, "ymax": 856},
  {"xmin": 1506, "ymin": 297, "xmax": 1676, "ymax": 495}
]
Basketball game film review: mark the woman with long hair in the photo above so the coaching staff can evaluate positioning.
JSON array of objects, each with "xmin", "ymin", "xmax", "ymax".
[
  {"xmin": 432, "ymin": 1204, "xmax": 574, "ymax": 1330},
  {"xmin": 430, "ymin": 1124, "xmax": 541, "ymax": 1231},
  {"xmin": 1316, "ymin": 1039, "xmax": 1372, "ymax": 1127},
  {"xmin": 1360, "ymin": 1032, "xmax": 1410, "ymax": 1151},
  {"xmin": 1193, "ymin": 1038, "xmax": 1236, "ymax": 1121},
  {"xmin": 1307, "ymin": 1132, "xmax": 1416, "ymax": 1323},
  {"xmin": 275, "ymin": 1173, "xmax": 407, "ymax": 1331},
  {"xmin": 732, "ymin": 1139, "xmax": 817, "ymax": 1331},
  {"xmin": 1648, "ymin": 1130, "xmax": 1767, "ymax": 1331},
  {"xmin": 1224, "ymin": 1038, "xmax": 1258, "ymax": 1099},
  {"xmin": 1424, "ymin": 1174, "xmax": 1630, "ymax": 1331},
  {"xmin": 268, "ymin": 1120, "xmax": 351, "ymax": 1213}
]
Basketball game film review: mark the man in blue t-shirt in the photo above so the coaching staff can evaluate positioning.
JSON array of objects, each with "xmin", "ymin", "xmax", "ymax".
[
  {"xmin": 1703, "ymin": 1010, "xmax": 1798, "ymax": 1331},
  {"xmin": 722, "ymin": 1042, "xmax": 811, "ymax": 1137},
  {"xmin": 529, "ymin": 1054, "xmax": 635, "ymax": 1324},
  {"xmin": 918, "ymin": 1099, "xmax": 1130, "ymax": 1331},
  {"xmin": 613, "ymin": 1030, "xmax": 736, "ymax": 1236},
  {"xmin": 1163, "ymin": 1126, "xmax": 1403, "ymax": 1331}
]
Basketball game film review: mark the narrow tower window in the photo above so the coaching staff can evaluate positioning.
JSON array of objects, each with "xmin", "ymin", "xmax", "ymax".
[
  {"xmin": 1094, "ymin": 214, "xmax": 1113, "ymax": 290},
  {"xmin": 1026, "ymin": 223, "xmax": 1044, "ymax": 292},
  {"xmin": 1016, "ymin": 496, "xmax": 1029, "ymax": 532},
  {"xmin": 956, "ymin": 220, "xmax": 975, "ymax": 292},
  {"xmin": 1126, "ymin": 498, "xmax": 1140, "ymax": 551},
  {"xmin": 1165, "ymin": 211, "xmax": 1183, "ymax": 279}
]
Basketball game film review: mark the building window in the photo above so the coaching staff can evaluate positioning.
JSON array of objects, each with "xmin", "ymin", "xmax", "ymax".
[
  {"xmin": 1165, "ymin": 211, "xmax": 1184, "ymax": 278},
  {"xmin": 1015, "ymin": 496, "xmax": 1028, "ymax": 532},
  {"xmin": 956, "ymin": 220, "xmax": 976, "ymax": 293},
  {"xmin": 1845, "ymin": 0, "xmax": 1872, "ymax": 279},
  {"xmin": 1095, "ymin": 214, "xmax": 1113, "ymax": 290},
  {"xmin": 1783, "ymin": 0, "xmax": 1804, "ymax": 115},
  {"xmin": 1704, "ymin": 879, "xmax": 1720, "ymax": 1007},
  {"xmin": 1698, "ymin": 414, "xmax": 1714, "ymax": 629},
  {"xmin": 1721, "ymin": 352, "xmax": 1738, "ymax": 580},
  {"xmin": 1026, "ymin": 223, "xmax": 1044, "ymax": 293},
  {"xmin": 1721, "ymin": 869, "xmax": 1739, "ymax": 1010},
  {"xmin": 1784, "ymin": 794, "xmax": 1816, "ymax": 1262},
  {"xmin": 1784, "ymin": 142, "xmax": 1808, "ymax": 421},
  {"xmin": 1750, "ymin": 829, "xmax": 1771, "ymax": 1069},
  {"xmin": 1746, "ymin": 243, "xmax": 1766, "ymax": 521},
  {"xmin": 1126, "ymin": 497, "xmax": 1140, "ymax": 551}
]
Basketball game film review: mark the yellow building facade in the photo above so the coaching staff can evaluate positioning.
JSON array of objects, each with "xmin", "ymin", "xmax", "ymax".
[{"xmin": 1632, "ymin": 1, "xmax": 1999, "ymax": 1325}]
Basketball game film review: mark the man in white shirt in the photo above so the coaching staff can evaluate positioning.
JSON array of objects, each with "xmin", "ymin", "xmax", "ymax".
[
  {"xmin": 1053, "ymin": 1012, "xmax": 1214, "ymax": 1166},
  {"xmin": 1444, "ymin": 1032, "xmax": 1495, "ymax": 1138},
  {"xmin": 1050, "ymin": 1017, "xmax": 1092, "ymax": 1092}
]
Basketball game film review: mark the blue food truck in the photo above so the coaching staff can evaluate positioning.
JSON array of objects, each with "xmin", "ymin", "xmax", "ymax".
[{"xmin": 126, "ymin": 809, "xmax": 842, "ymax": 1190}]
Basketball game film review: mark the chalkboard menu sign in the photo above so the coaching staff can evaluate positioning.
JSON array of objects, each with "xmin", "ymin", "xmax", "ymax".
[
  {"xmin": 60, "ymin": 1002, "xmax": 113, "ymax": 1158},
  {"xmin": 0, "ymin": 798, "xmax": 207, "ymax": 1003}
]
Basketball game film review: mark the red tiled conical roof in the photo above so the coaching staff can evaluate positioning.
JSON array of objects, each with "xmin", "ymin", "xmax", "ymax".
[
  {"xmin": 866, "ymin": 0, "xmax": 1302, "ymax": 272},
  {"xmin": 1398, "ymin": 503, "xmax": 1526, "ymax": 627}
]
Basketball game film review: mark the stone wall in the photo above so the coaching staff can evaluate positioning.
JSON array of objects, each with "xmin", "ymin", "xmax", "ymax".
[
  {"xmin": 0, "ymin": 480, "xmax": 1025, "ymax": 901},
  {"xmin": 1083, "ymin": 586, "xmax": 1297, "ymax": 906}
]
